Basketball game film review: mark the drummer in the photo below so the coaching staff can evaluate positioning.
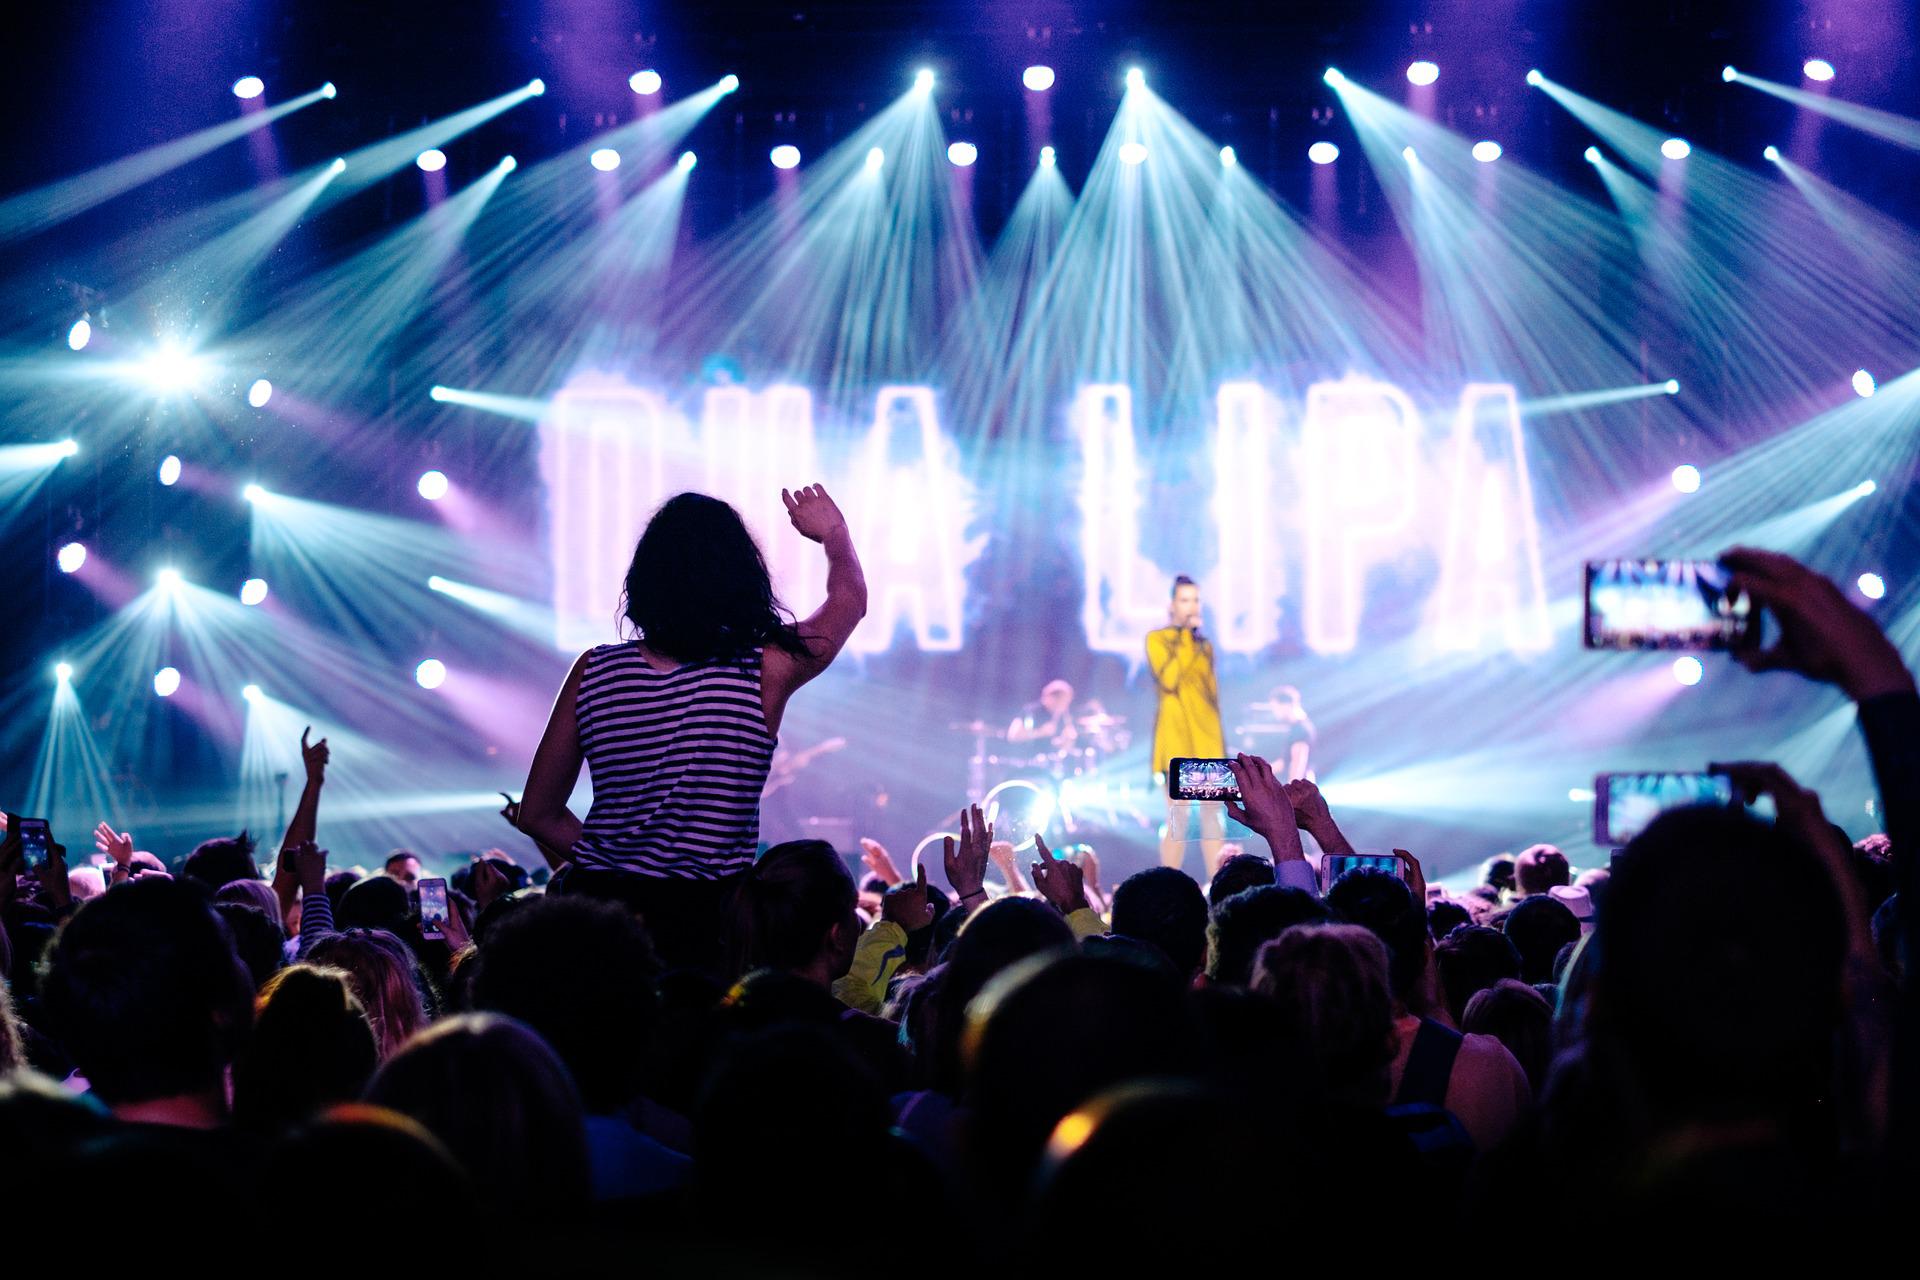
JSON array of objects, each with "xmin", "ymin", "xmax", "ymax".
[{"xmin": 1007, "ymin": 679, "xmax": 1109, "ymax": 753}]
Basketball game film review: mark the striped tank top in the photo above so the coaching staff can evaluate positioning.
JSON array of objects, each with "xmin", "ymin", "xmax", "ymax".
[{"xmin": 571, "ymin": 643, "xmax": 777, "ymax": 879}]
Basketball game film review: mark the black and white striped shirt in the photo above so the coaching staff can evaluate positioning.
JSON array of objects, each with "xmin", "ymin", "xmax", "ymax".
[{"xmin": 571, "ymin": 643, "xmax": 776, "ymax": 879}]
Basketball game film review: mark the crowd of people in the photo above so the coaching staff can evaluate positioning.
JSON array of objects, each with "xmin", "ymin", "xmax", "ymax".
[{"xmin": 3, "ymin": 487, "xmax": 1916, "ymax": 1266}]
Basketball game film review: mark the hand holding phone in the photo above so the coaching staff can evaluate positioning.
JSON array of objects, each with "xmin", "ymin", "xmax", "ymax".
[{"xmin": 417, "ymin": 877, "xmax": 450, "ymax": 940}]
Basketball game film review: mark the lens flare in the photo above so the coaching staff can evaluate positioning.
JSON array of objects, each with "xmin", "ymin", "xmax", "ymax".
[
  {"xmin": 590, "ymin": 147, "xmax": 620, "ymax": 171},
  {"xmin": 248, "ymin": 378, "xmax": 272, "ymax": 407},
  {"xmin": 1661, "ymin": 137, "xmax": 1691, "ymax": 160},
  {"xmin": 1471, "ymin": 140, "xmax": 1502, "ymax": 162},
  {"xmin": 947, "ymin": 141, "xmax": 978, "ymax": 167},
  {"xmin": 417, "ymin": 470, "xmax": 449, "ymax": 501},
  {"xmin": 629, "ymin": 69, "xmax": 662, "ymax": 95},
  {"xmin": 770, "ymin": 144, "xmax": 801, "ymax": 170},
  {"xmin": 1407, "ymin": 61, "xmax": 1439, "ymax": 86},
  {"xmin": 232, "ymin": 76, "xmax": 265, "ymax": 100},
  {"xmin": 1858, "ymin": 573, "xmax": 1886, "ymax": 601},
  {"xmin": 1852, "ymin": 369, "xmax": 1877, "ymax": 398},
  {"xmin": 1670, "ymin": 464, "xmax": 1701, "ymax": 493},
  {"xmin": 1308, "ymin": 141, "xmax": 1339, "ymax": 165},
  {"xmin": 1023, "ymin": 65, "xmax": 1055, "ymax": 92},
  {"xmin": 416, "ymin": 148, "xmax": 447, "ymax": 172},
  {"xmin": 1803, "ymin": 59, "xmax": 1835, "ymax": 83},
  {"xmin": 57, "ymin": 542, "xmax": 87, "ymax": 573},
  {"xmin": 240, "ymin": 578, "xmax": 269, "ymax": 606},
  {"xmin": 159, "ymin": 455, "xmax": 181, "ymax": 486},
  {"xmin": 415, "ymin": 659, "xmax": 448, "ymax": 689},
  {"xmin": 67, "ymin": 318, "xmax": 91, "ymax": 350},
  {"xmin": 153, "ymin": 667, "xmax": 181, "ymax": 698},
  {"xmin": 1672, "ymin": 656, "xmax": 1704, "ymax": 686}
]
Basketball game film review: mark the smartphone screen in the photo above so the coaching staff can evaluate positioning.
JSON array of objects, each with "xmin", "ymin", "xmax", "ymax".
[
  {"xmin": 1168, "ymin": 757, "xmax": 1240, "ymax": 802},
  {"xmin": 1321, "ymin": 853, "xmax": 1402, "ymax": 890},
  {"xmin": 418, "ymin": 878, "xmax": 449, "ymax": 940},
  {"xmin": 1594, "ymin": 771, "xmax": 1735, "ymax": 845},
  {"xmin": 1584, "ymin": 559, "xmax": 1754, "ymax": 651},
  {"xmin": 14, "ymin": 817, "xmax": 52, "ymax": 871}
]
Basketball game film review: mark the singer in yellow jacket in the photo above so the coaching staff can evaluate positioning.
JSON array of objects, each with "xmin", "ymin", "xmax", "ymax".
[{"xmin": 1147, "ymin": 575, "xmax": 1226, "ymax": 872}]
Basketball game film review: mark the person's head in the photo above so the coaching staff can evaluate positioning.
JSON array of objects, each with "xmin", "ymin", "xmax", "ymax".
[
  {"xmin": 725, "ymin": 839, "xmax": 858, "ymax": 984},
  {"xmin": 1434, "ymin": 925, "xmax": 1524, "ymax": 1023},
  {"xmin": 323, "ymin": 869, "xmax": 358, "ymax": 911},
  {"xmin": 262, "ymin": 1104, "xmax": 471, "ymax": 1263},
  {"xmin": 1513, "ymin": 844, "xmax": 1571, "ymax": 896},
  {"xmin": 1502, "ymin": 894, "xmax": 1582, "ymax": 985},
  {"xmin": 1110, "ymin": 867, "xmax": 1210, "ymax": 979},
  {"xmin": 67, "ymin": 865, "xmax": 105, "ymax": 901},
  {"xmin": 233, "ymin": 965, "xmax": 378, "ymax": 1133},
  {"xmin": 1462, "ymin": 979, "xmax": 1555, "ymax": 1092},
  {"xmin": 1324, "ymin": 867, "xmax": 1427, "ymax": 1004},
  {"xmin": 41, "ymin": 877, "xmax": 255, "ymax": 1108},
  {"xmin": 964, "ymin": 952, "xmax": 1197, "ymax": 1198},
  {"xmin": 213, "ymin": 902, "xmax": 286, "ymax": 989},
  {"xmin": 1252, "ymin": 923, "xmax": 1396, "ymax": 1107},
  {"xmin": 621, "ymin": 492, "xmax": 807, "ymax": 663},
  {"xmin": 1204, "ymin": 885, "xmax": 1328, "ymax": 987},
  {"xmin": 336, "ymin": 874, "xmax": 412, "ymax": 933},
  {"xmin": 1480, "ymin": 855, "xmax": 1516, "ymax": 895},
  {"xmin": 1170, "ymin": 574, "xmax": 1201, "ymax": 627},
  {"xmin": 304, "ymin": 929, "xmax": 428, "ymax": 1059},
  {"xmin": 180, "ymin": 832, "xmax": 259, "ymax": 890},
  {"xmin": 1427, "ymin": 898, "xmax": 1473, "ymax": 940},
  {"xmin": 365, "ymin": 1013, "xmax": 588, "ymax": 1219},
  {"xmin": 1596, "ymin": 806, "xmax": 1846, "ymax": 1130},
  {"xmin": 1269, "ymin": 684, "xmax": 1304, "ymax": 718},
  {"xmin": 468, "ymin": 895, "xmax": 661, "ymax": 1113},
  {"xmin": 929, "ymin": 897, "xmax": 1075, "ymax": 1094},
  {"xmin": 1208, "ymin": 852, "xmax": 1276, "ymax": 907},
  {"xmin": 214, "ymin": 877, "xmax": 284, "ymax": 934},
  {"xmin": 383, "ymin": 851, "xmax": 422, "ymax": 886},
  {"xmin": 1040, "ymin": 679, "xmax": 1074, "ymax": 716}
]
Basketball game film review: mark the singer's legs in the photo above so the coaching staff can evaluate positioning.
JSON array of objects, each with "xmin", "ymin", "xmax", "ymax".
[{"xmin": 1160, "ymin": 796, "xmax": 1190, "ymax": 869}]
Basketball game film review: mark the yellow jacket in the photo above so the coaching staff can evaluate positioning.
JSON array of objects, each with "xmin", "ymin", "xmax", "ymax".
[{"xmin": 1146, "ymin": 625, "xmax": 1224, "ymax": 773}]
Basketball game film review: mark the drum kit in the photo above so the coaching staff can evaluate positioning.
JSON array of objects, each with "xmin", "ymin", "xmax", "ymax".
[{"xmin": 944, "ymin": 709, "xmax": 1145, "ymax": 853}]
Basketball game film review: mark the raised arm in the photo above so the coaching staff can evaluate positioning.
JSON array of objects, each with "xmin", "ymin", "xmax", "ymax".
[
  {"xmin": 763, "ymin": 484, "xmax": 867, "ymax": 732},
  {"xmin": 517, "ymin": 651, "xmax": 589, "ymax": 869},
  {"xmin": 1146, "ymin": 627, "xmax": 1200, "ymax": 694},
  {"xmin": 272, "ymin": 728, "xmax": 329, "ymax": 925}
]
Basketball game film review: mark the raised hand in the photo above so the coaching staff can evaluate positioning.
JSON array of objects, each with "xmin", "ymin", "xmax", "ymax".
[
  {"xmin": 943, "ymin": 804, "xmax": 992, "ymax": 905},
  {"xmin": 469, "ymin": 856, "xmax": 511, "ymax": 910},
  {"xmin": 301, "ymin": 726, "xmax": 330, "ymax": 784},
  {"xmin": 34, "ymin": 840, "xmax": 71, "ymax": 910},
  {"xmin": 782, "ymin": 483, "xmax": 848, "ymax": 544},
  {"xmin": 859, "ymin": 836, "xmax": 905, "ymax": 887},
  {"xmin": 989, "ymin": 838, "xmax": 1031, "ymax": 894},
  {"xmin": 1392, "ymin": 849, "xmax": 1427, "ymax": 904},
  {"xmin": 1225, "ymin": 753, "xmax": 1306, "ymax": 861},
  {"xmin": 882, "ymin": 862, "xmax": 937, "ymax": 933},
  {"xmin": 94, "ymin": 821, "xmax": 135, "ymax": 866},
  {"xmin": 1284, "ymin": 779, "xmax": 1356, "ymax": 854},
  {"xmin": 287, "ymin": 840, "xmax": 328, "ymax": 893},
  {"xmin": 1072, "ymin": 845, "xmax": 1105, "ymax": 907},
  {"xmin": 1030, "ymin": 835, "xmax": 1089, "ymax": 915},
  {"xmin": 1722, "ymin": 547, "xmax": 1914, "ymax": 701}
]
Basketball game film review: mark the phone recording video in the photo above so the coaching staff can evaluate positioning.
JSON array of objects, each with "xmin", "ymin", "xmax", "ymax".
[
  {"xmin": 1168, "ymin": 757, "xmax": 1240, "ymax": 802},
  {"xmin": 417, "ymin": 877, "xmax": 449, "ymax": 940},
  {"xmin": 1321, "ymin": 853, "xmax": 1403, "ymax": 891},
  {"xmin": 1593, "ymin": 770, "xmax": 1736, "ymax": 846},
  {"xmin": 9, "ymin": 816, "xmax": 53, "ymax": 871},
  {"xmin": 1584, "ymin": 559, "xmax": 1755, "ymax": 651}
]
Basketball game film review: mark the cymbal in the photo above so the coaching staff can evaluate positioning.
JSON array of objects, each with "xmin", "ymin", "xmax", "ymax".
[
  {"xmin": 1075, "ymin": 712, "xmax": 1127, "ymax": 729},
  {"xmin": 948, "ymin": 719, "xmax": 1007, "ymax": 736}
]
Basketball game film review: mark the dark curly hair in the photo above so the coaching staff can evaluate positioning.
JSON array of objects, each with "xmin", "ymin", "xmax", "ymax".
[{"xmin": 620, "ymin": 492, "xmax": 809, "ymax": 663}]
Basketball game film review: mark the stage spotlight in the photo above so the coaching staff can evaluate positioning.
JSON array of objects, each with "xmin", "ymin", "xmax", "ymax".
[
  {"xmin": 1858, "ymin": 572, "xmax": 1887, "ymax": 601},
  {"xmin": 629, "ymin": 69, "xmax": 662, "ymax": 95},
  {"xmin": 1670, "ymin": 464, "xmax": 1701, "ymax": 493},
  {"xmin": 329, "ymin": 157, "xmax": 346, "ymax": 174},
  {"xmin": 240, "ymin": 577, "xmax": 268, "ymax": 606},
  {"xmin": 67, "ymin": 318, "xmax": 91, "ymax": 350},
  {"xmin": 865, "ymin": 146, "xmax": 885, "ymax": 171},
  {"xmin": 770, "ymin": 144, "xmax": 801, "ymax": 169},
  {"xmin": 159, "ymin": 455, "xmax": 181, "ymax": 486},
  {"xmin": 1852, "ymin": 369, "xmax": 1877, "ymax": 398},
  {"xmin": 1407, "ymin": 61, "xmax": 1439, "ymax": 86},
  {"xmin": 1125, "ymin": 67, "xmax": 1145, "ymax": 90},
  {"xmin": 1584, "ymin": 145, "xmax": 1601, "ymax": 163},
  {"xmin": 138, "ymin": 343, "xmax": 206, "ymax": 392},
  {"xmin": 1118, "ymin": 141, "xmax": 1148, "ymax": 165},
  {"xmin": 590, "ymin": 147, "xmax": 621, "ymax": 171},
  {"xmin": 247, "ymin": 378, "xmax": 272, "ymax": 408},
  {"xmin": 1672, "ymin": 655, "xmax": 1704, "ymax": 687},
  {"xmin": 1804, "ymin": 58, "xmax": 1835, "ymax": 82},
  {"xmin": 528, "ymin": 78, "xmax": 545, "ymax": 96},
  {"xmin": 1023, "ymin": 65, "xmax": 1055, "ymax": 92},
  {"xmin": 242, "ymin": 683, "xmax": 261, "ymax": 703},
  {"xmin": 429, "ymin": 385, "xmax": 450, "ymax": 401},
  {"xmin": 1857, "ymin": 479, "xmax": 1879, "ymax": 497},
  {"xmin": 243, "ymin": 483, "xmax": 265, "ymax": 503},
  {"xmin": 157, "ymin": 567, "xmax": 183, "ymax": 594},
  {"xmin": 321, "ymin": 82, "xmax": 336, "ymax": 99},
  {"xmin": 1401, "ymin": 145, "xmax": 1417, "ymax": 162},
  {"xmin": 677, "ymin": 150, "xmax": 697, "ymax": 170},
  {"xmin": 59, "ymin": 439, "xmax": 78, "ymax": 457},
  {"xmin": 55, "ymin": 662, "xmax": 73, "ymax": 684},
  {"xmin": 1526, "ymin": 69, "xmax": 1544, "ymax": 87},
  {"xmin": 1039, "ymin": 145, "xmax": 1056, "ymax": 167},
  {"xmin": 947, "ymin": 141, "xmax": 978, "ymax": 167},
  {"xmin": 1763, "ymin": 144, "xmax": 1780, "ymax": 162},
  {"xmin": 914, "ymin": 68, "xmax": 935, "ymax": 94},
  {"xmin": 417, "ymin": 470, "xmax": 449, "ymax": 501},
  {"xmin": 153, "ymin": 667, "xmax": 181, "ymax": 698},
  {"xmin": 232, "ymin": 76, "xmax": 265, "ymax": 100},
  {"xmin": 1308, "ymin": 141, "xmax": 1339, "ymax": 165},
  {"xmin": 1661, "ymin": 138, "xmax": 1691, "ymax": 160},
  {"xmin": 1722, "ymin": 65, "xmax": 1738, "ymax": 83},
  {"xmin": 1664, "ymin": 379, "xmax": 1680, "ymax": 394},
  {"xmin": 415, "ymin": 658, "xmax": 447, "ymax": 690},
  {"xmin": 1219, "ymin": 145, "xmax": 1237, "ymax": 167},
  {"xmin": 1472, "ymin": 140, "xmax": 1502, "ymax": 162},
  {"xmin": 719, "ymin": 74, "xmax": 740, "ymax": 93},
  {"xmin": 499, "ymin": 156, "xmax": 517, "ymax": 172},
  {"xmin": 416, "ymin": 148, "xmax": 447, "ymax": 172},
  {"xmin": 56, "ymin": 542, "xmax": 86, "ymax": 573}
]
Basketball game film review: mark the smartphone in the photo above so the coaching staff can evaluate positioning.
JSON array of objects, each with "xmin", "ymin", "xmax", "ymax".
[
  {"xmin": 1321, "ymin": 853, "xmax": 1402, "ymax": 891},
  {"xmin": 11, "ymin": 816, "xmax": 52, "ymax": 871},
  {"xmin": 1583, "ymin": 559, "xmax": 1755, "ymax": 651},
  {"xmin": 418, "ymin": 877, "xmax": 449, "ymax": 940},
  {"xmin": 1593, "ymin": 770, "xmax": 1735, "ymax": 846},
  {"xmin": 1168, "ymin": 757, "xmax": 1240, "ymax": 802}
]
